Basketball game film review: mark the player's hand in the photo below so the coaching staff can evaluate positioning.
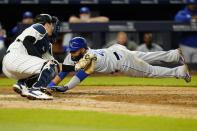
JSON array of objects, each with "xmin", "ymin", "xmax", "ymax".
[
  {"xmin": 75, "ymin": 54, "xmax": 97, "ymax": 71},
  {"xmin": 49, "ymin": 85, "xmax": 68, "ymax": 92}
]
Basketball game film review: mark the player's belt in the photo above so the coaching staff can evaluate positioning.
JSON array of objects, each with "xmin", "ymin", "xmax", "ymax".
[{"xmin": 113, "ymin": 52, "xmax": 120, "ymax": 60}]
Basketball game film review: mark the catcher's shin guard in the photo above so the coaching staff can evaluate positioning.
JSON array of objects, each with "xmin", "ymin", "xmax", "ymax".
[{"xmin": 33, "ymin": 61, "xmax": 59, "ymax": 91}]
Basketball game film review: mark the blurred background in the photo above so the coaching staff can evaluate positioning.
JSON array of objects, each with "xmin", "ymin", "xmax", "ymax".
[{"xmin": 0, "ymin": 0, "xmax": 197, "ymax": 74}]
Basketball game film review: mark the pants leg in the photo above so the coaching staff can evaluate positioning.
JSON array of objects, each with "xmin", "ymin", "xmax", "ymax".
[
  {"xmin": 131, "ymin": 49, "xmax": 179, "ymax": 64},
  {"xmin": 2, "ymin": 53, "xmax": 47, "ymax": 80},
  {"xmin": 179, "ymin": 45, "xmax": 192, "ymax": 63},
  {"xmin": 120, "ymin": 52, "xmax": 185, "ymax": 78}
]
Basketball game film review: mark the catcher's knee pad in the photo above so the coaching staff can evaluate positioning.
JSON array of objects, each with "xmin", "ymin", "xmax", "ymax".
[{"xmin": 33, "ymin": 61, "xmax": 59, "ymax": 88}]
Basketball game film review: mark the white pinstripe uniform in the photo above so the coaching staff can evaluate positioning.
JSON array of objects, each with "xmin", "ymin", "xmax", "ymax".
[
  {"xmin": 64, "ymin": 44, "xmax": 186, "ymax": 78},
  {"xmin": 2, "ymin": 24, "xmax": 54, "ymax": 80}
]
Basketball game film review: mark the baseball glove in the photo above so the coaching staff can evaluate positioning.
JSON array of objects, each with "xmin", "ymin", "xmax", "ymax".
[{"xmin": 75, "ymin": 53, "xmax": 97, "ymax": 71}]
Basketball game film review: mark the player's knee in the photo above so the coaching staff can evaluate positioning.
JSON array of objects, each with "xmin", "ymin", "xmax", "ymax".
[
  {"xmin": 41, "ymin": 61, "xmax": 59, "ymax": 79},
  {"xmin": 34, "ymin": 61, "xmax": 59, "ymax": 88}
]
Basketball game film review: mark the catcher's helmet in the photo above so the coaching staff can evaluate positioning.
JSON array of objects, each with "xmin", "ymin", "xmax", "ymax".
[
  {"xmin": 69, "ymin": 37, "xmax": 88, "ymax": 52},
  {"xmin": 34, "ymin": 14, "xmax": 60, "ymax": 42},
  {"xmin": 33, "ymin": 14, "xmax": 53, "ymax": 25}
]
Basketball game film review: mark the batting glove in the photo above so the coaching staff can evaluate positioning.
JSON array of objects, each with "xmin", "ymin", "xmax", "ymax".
[{"xmin": 49, "ymin": 85, "xmax": 69, "ymax": 92}]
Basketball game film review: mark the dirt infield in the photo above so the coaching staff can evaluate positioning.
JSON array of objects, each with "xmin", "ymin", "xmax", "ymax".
[{"xmin": 1, "ymin": 86, "xmax": 197, "ymax": 118}]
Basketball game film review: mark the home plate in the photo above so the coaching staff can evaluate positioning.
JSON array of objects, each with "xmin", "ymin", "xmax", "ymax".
[{"xmin": 0, "ymin": 95, "xmax": 18, "ymax": 98}]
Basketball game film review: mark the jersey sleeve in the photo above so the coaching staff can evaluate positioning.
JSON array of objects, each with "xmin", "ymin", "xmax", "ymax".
[
  {"xmin": 66, "ymin": 70, "xmax": 89, "ymax": 90},
  {"xmin": 23, "ymin": 36, "xmax": 42, "ymax": 58},
  {"xmin": 17, "ymin": 24, "xmax": 46, "ymax": 43},
  {"xmin": 32, "ymin": 24, "xmax": 47, "ymax": 41}
]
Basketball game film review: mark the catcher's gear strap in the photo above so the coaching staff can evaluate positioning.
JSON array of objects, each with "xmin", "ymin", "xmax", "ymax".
[
  {"xmin": 52, "ymin": 60, "xmax": 60, "ymax": 73},
  {"xmin": 33, "ymin": 61, "xmax": 58, "ymax": 88},
  {"xmin": 62, "ymin": 65, "xmax": 75, "ymax": 72},
  {"xmin": 23, "ymin": 36, "xmax": 42, "ymax": 58}
]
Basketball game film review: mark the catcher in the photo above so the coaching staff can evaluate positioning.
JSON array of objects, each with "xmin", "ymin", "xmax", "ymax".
[{"xmin": 2, "ymin": 14, "xmax": 91, "ymax": 100}]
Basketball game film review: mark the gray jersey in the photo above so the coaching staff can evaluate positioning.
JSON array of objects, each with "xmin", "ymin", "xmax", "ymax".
[{"xmin": 63, "ymin": 44, "xmax": 128, "ymax": 73}]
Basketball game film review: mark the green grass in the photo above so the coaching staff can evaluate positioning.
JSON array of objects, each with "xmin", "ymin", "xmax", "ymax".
[
  {"xmin": 0, "ymin": 109, "xmax": 196, "ymax": 131},
  {"xmin": 0, "ymin": 76, "xmax": 197, "ymax": 87}
]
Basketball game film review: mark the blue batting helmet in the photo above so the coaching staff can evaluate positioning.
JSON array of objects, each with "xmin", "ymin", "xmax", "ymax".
[{"xmin": 69, "ymin": 37, "xmax": 88, "ymax": 52}]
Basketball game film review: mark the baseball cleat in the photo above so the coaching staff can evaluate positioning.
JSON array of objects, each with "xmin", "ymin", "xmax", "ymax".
[
  {"xmin": 13, "ymin": 81, "xmax": 29, "ymax": 97},
  {"xmin": 177, "ymin": 48, "xmax": 185, "ymax": 65},
  {"xmin": 27, "ymin": 88, "xmax": 53, "ymax": 100},
  {"xmin": 183, "ymin": 64, "xmax": 191, "ymax": 83}
]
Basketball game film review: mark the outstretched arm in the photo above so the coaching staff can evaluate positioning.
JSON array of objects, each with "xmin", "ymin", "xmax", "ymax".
[
  {"xmin": 47, "ymin": 63, "xmax": 76, "ymax": 87},
  {"xmin": 47, "ymin": 72, "xmax": 69, "ymax": 87},
  {"xmin": 50, "ymin": 70, "xmax": 89, "ymax": 92},
  {"xmin": 49, "ymin": 60, "xmax": 95, "ymax": 92}
]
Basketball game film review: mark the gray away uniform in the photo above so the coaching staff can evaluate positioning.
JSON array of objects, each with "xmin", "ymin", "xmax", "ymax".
[{"xmin": 64, "ymin": 44, "xmax": 185, "ymax": 79}]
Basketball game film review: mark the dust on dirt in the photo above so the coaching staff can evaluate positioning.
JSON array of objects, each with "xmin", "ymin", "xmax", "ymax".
[{"xmin": 1, "ymin": 86, "xmax": 197, "ymax": 118}]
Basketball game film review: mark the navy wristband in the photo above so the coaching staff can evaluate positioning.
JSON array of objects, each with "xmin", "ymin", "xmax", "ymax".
[
  {"xmin": 76, "ymin": 70, "xmax": 89, "ymax": 81},
  {"xmin": 57, "ymin": 72, "xmax": 68, "ymax": 80}
]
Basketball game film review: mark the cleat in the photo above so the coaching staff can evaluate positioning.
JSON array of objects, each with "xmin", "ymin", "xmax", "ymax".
[
  {"xmin": 27, "ymin": 88, "xmax": 53, "ymax": 100},
  {"xmin": 13, "ymin": 81, "xmax": 29, "ymax": 97},
  {"xmin": 184, "ymin": 64, "xmax": 191, "ymax": 83},
  {"xmin": 177, "ymin": 48, "xmax": 185, "ymax": 65}
]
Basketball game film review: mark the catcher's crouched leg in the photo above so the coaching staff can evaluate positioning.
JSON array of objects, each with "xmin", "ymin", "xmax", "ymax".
[
  {"xmin": 27, "ymin": 60, "xmax": 60, "ymax": 100},
  {"xmin": 13, "ymin": 75, "xmax": 39, "ymax": 97},
  {"xmin": 33, "ymin": 60, "xmax": 59, "ymax": 91}
]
